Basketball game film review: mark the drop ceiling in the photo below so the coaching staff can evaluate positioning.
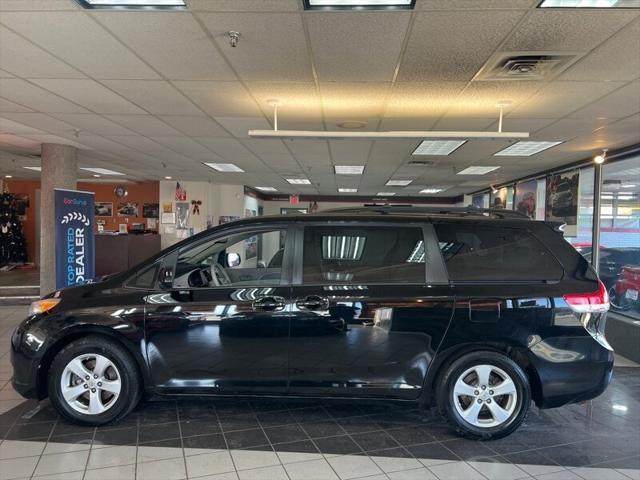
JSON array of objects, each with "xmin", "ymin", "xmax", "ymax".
[{"xmin": 0, "ymin": 0, "xmax": 638, "ymax": 197}]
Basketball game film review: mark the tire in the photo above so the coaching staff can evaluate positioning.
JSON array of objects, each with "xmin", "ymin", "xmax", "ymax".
[
  {"xmin": 437, "ymin": 351, "xmax": 531, "ymax": 440},
  {"xmin": 609, "ymin": 286, "xmax": 632, "ymax": 311},
  {"xmin": 48, "ymin": 336, "xmax": 141, "ymax": 426}
]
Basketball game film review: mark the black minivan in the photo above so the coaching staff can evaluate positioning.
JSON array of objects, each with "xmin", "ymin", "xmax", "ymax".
[{"xmin": 11, "ymin": 206, "xmax": 613, "ymax": 439}]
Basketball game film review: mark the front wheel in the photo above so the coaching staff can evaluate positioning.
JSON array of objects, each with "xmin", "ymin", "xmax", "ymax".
[
  {"xmin": 437, "ymin": 351, "xmax": 531, "ymax": 440},
  {"xmin": 48, "ymin": 336, "xmax": 141, "ymax": 426}
]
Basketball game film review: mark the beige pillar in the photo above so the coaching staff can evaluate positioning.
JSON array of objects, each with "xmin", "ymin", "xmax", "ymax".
[{"xmin": 40, "ymin": 143, "xmax": 77, "ymax": 296}]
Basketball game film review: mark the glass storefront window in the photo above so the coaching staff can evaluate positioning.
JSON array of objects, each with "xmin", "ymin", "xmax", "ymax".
[{"xmin": 599, "ymin": 156, "xmax": 640, "ymax": 320}]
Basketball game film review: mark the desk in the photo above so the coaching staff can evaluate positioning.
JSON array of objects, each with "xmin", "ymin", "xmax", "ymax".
[{"xmin": 95, "ymin": 234, "xmax": 161, "ymax": 276}]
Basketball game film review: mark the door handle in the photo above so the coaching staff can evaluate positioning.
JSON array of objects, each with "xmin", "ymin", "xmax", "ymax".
[
  {"xmin": 296, "ymin": 295, "xmax": 329, "ymax": 311},
  {"xmin": 253, "ymin": 296, "xmax": 286, "ymax": 312}
]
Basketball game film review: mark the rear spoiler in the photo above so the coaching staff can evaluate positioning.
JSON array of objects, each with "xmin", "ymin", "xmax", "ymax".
[{"xmin": 546, "ymin": 221, "xmax": 567, "ymax": 234}]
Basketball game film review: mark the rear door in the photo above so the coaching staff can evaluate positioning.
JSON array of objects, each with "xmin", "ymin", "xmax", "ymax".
[{"xmin": 288, "ymin": 221, "xmax": 455, "ymax": 400}]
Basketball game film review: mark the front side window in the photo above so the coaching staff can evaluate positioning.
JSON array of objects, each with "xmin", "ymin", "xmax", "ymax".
[
  {"xmin": 173, "ymin": 229, "xmax": 286, "ymax": 288},
  {"xmin": 434, "ymin": 223, "xmax": 563, "ymax": 282},
  {"xmin": 303, "ymin": 226, "xmax": 425, "ymax": 284}
]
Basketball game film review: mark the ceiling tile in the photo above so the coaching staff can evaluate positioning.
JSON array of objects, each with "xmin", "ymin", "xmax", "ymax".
[
  {"xmin": 173, "ymin": 81, "xmax": 262, "ymax": 117},
  {"xmin": 306, "ymin": 12, "xmax": 410, "ymax": 82},
  {"xmin": 195, "ymin": 137, "xmax": 261, "ymax": 163},
  {"xmin": 198, "ymin": 12, "xmax": 312, "ymax": 82},
  {"xmin": 105, "ymin": 115, "xmax": 181, "ymax": 136},
  {"xmin": 102, "ymin": 80, "xmax": 203, "ymax": 115},
  {"xmin": 320, "ymin": 82, "xmax": 390, "ymax": 118},
  {"xmin": 503, "ymin": 9, "xmax": 639, "ymax": 52},
  {"xmin": 0, "ymin": 78, "xmax": 89, "ymax": 113},
  {"xmin": 445, "ymin": 81, "xmax": 542, "ymax": 118},
  {"xmin": 105, "ymin": 135, "xmax": 169, "ymax": 152},
  {"xmin": 415, "ymin": 0, "xmax": 537, "ymax": 8},
  {"xmin": 0, "ymin": 97, "xmax": 32, "ymax": 112},
  {"xmin": 50, "ymin": 113, "xmax": 135, "ymax": 136},
  {"xmin": 93, "ymin": 12, "xmax": 235, "ymax": 81},
  {"xmin": 0, "ymin": 117, "xmax": 44, "ymax": 135},
  {"xmin": 511, "ymin": 81, "xmax": 625, "ymax": 119},
  {"xmin": 385, "ymin": 82, "xmax": 466, "ymax": 118},
  {"xmin": 149, "ymin": 136, "xmax": 219, "ymax": 160},
  {"xmin": 398, "ymin": 10, "xmax": 526, "ymax": 82},
  {"xmin": 0, "ymin": 26, "xmax": 84, "ymax": 79},
  {"xmin": 31, "ymin": 79, "xmax": 146, "ymax": 114},
  {"xmin": 158, "ymin": 115, "xmax": 230, "ymax": 137},
  {"xmin": 188, "ymin": 0, "xmax": 301, "ymax": 11},
  {"xmin": 568, "ymin": 81, "xmax": 640, "ymax": 120},
  {"xmin": 0, "ymin": 133, "xmax": 40, "ymax": 150},
  {"xmin": 245, "ymin": 82, "xmax": 322, "ymax": 121},
  {"xmin": 214, "ymin": 117, "xmax": 272, "ymax": 138},
  {"xmin": 1, "ymin": 12, "xmax": 159, "ymax": 79},
  {"xmin": 559, "ymin": 19, "xmax": 640, "ymax": 82},
  {"xmin": 0, "ymin": 0, "xmax": 80, "ymax": 11},
  {"xmin": 0, "ymin": 113, "xmax": 75, "ymax": 135}
]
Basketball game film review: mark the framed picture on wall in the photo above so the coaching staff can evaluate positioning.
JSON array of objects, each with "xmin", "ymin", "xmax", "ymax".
[
  {"xmin": 94, "ymin": 202, "xmax": 113, "ymax": 217},
  {"xmin": 546, "ymin": 170, "xmax": 579, "ymax": 236},
  {"xmin": 143, "ymin": 203, "xmax": 159, "ymax": 218},
  {"xmin": 514, "ymin": 180, "xmax": 537, "ymax": 219},
  {"xmin": 117, "ymin": 202, "xmax": 139, "ymax": 217},
  {"xmin": 162, "ymin": 201, "xmax": 173, "ymax": 213}
]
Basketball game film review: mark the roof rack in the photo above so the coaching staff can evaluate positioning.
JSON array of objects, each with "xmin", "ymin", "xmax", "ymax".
[{"xmin": 321, "ymin": 204, "xmax": 530, "ymax": 220}]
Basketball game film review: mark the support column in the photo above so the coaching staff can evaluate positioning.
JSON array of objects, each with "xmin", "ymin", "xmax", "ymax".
[
  {"xmin": 591, "ymin": 163, "xmax": 603, "ymax": 275},
  {"xmin": 40, "ymin": 143, "xmax": 77, "ymax": 295}
]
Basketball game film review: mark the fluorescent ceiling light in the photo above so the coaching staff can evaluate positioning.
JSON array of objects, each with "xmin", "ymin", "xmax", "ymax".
[
  {"xmin": 286, "ymin": 178, "xmax": 311, "ymax": 185},
  {"xmin": 457, "ymin": 166, "xmax": 501, "ymax": 175},
  {"xmin": 494, "ymin": 141, "xmax": 563, "ymax": 156},
  {"xmin": 539, "ymin": 0, "xmax": 639, "ymax": 7},
  {"xmin": 386, "ymin": 179, "xmax": 412, "ymax": 186},
  {"xmin": 335, "ymin": 165, "xmax": 365, "ymax": 175},
  {"xmin": 249, "ymin": 130, "xmax": 529, "ymax": 140},
  {"xmin": 203, "ymin": 163, "xmax": 244, "ymax": 172},
  {"xmin": 338, "ymin": 188, "xmax": 358, "ymax": 193},
  {"xmin": 80, "ymin": 167, "xmax": 125, "ymax": 175},
  {"xmin": 420, "ymin": 188, "xmax": 444, "ymax": 194},
  {"xmin": 77, "ymin": 0, "xmax": 186, "ymax": 8},
  {"xmin": 23, "ymin": 166, "xmax": 41, "ymax": 171},
  {"xmin": 413, "ymin": 140, "xmax": 466, "ymax": 156},
  {"xmin": 254, "ymin": 186, "xmax": 277, "ymax": 192},
  {"xmin": 305, "ymin": 0, "xmax": 414, "ymax": 10},
  {"xmin": 376, "ymin": 192, "xmax": 396, "ymax": 196}
]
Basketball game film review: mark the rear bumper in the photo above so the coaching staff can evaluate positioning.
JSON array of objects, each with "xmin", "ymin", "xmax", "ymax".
[{"xmin": 528, "ymin": 335, "xmax": 614, "ymax": 409}]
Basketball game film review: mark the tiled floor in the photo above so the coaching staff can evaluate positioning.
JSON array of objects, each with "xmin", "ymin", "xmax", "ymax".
[{"xmin": 0, "ymin": 306, "xmax": 638, "ymax": 480}]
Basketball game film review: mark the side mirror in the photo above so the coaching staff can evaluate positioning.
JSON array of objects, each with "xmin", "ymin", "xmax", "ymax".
[
  {"xmin": 226, "ymin": 252, "xmax": 241, "ymax": 267},
  {"xmin": 158, "ymin": 267, "xmax": 174, "ymax": 289},
  {"xmin": 257, "ymin": 261, "xmax": 266, "ymax": 269}
]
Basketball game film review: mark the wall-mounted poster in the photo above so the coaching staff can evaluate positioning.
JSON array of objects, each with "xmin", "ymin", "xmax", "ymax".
[
  {"xmin": 490, "ymin": 187, "xmax": 509, "ymax": 209},
  {"xmin": 14, "ymin": 193, "xmax": 29, "ymax": 215},
  {"xmin": 94, "ymin": 202, "xmax": 113, "ymax": 217},
  {"xmin": 175, "ymin": 182, "xmax": 187, "ymax": 201},
  {"xmin": 219, "ymin": 215, "xmax": 240, "ymax": 225},
  {"xmin": 162, "ymin": 201, "xmax": 173, "ymax": 213},
  {"xmin": 175, "ymin": 202, "xmax": 190, "ymax": 229},
  {"xmin": 546, "ymin": 170, "xmax": 579, "ymax": 236},
  {"xmin": 471, "ymin": 194, "xmax": 485, "ymax": 208},
  {"xmin": 142, "ymin": 203, "xmax": 159, "ymax": 218},
  {"xmin": 514, "ymin": 180, "xmax": 537, "ymax": 219},
  {"xmin": 244, "ymin": 208, "xmax": 257, "ymax": 259},
  {"xmin": 117, "ymin": 202, "xmax": 138, "ymax": 217}
]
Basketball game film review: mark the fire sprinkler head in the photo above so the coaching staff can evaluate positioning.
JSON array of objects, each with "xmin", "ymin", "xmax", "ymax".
[{"xmin": 227, "ymin": 31, "xmax": 241, "ymax": 47}]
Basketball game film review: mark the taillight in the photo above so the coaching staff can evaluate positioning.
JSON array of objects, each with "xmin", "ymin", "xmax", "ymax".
[{"xmin": 563, "ymin": 280, "xmax": 610, "ymax": 314}]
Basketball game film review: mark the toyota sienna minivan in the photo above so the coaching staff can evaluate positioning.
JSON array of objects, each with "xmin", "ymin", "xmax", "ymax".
[{"xmin": 11, "ymin": 206, "xmax": 613, "ymax": 439}]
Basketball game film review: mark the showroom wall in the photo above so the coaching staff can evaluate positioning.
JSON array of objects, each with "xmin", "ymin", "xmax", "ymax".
[{"xmin": 3, "ymin": 179, "xmax": 159, "ymax": 263}]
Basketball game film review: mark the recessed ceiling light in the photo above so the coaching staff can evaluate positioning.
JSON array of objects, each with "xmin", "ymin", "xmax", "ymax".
[
  {"xmin": 4, "ymin": 175, "xmax": 12, "ymax": 178},
  {"xmin": 413, "ymin": 140, "xmax": 466, "ymax": 156},
  {"xmin": 203, "ymin": 163, "xmax": 244, "ymax": 172},
  {"xmin": 335, "ymin": 165, "xmax": 365, "ymax": 175},
  {"xmin": 164, "ymin": 176, "xmax": 172, "ymax": 180},
  {"xmin": 457, "ymin": 166, "xmax": 501, "ymax": 175},
  {"xmin": 376, "ymin": 192, "xmax": 397, "ymax": 196},
  {"xmin": 338, "ymin": 188, "xmax": 358, "ymax": 193},
  {"xmin": 304, "ymin": 0, "xmax": 415, "ymax": 10},
  {"xmin": 255, "ymin": 186, "xmax": 278, "ymax": 192},
  {"xmin": 23, "ymin": 166, "xmax": 41, "ymax": 171},
  {"xmin": 93, "ymin": 174, "xmax": 101, "ymax": 178},
  {"xmin": 286, "ymin": 178, "xmax": 312, "ymax": 185},
  {"xmin": 76, "ymin": 0, "xmax": 186, "ymax": 9},
  {"xmin": 622, "ymin": 184, "xmax": 637, "ymax": 188},
  {"xmin": 337, "ymin": 121, "xmax": 367, "ymax": 129},
  {"xmin": 420, "ymin": 188, "xmax": 444, "ymax": 194},
  {"xmin": 539, "ymin": 0, "xmax": 639, "ymax": 8},
  {"xmin": 494, "ymin": 141, "xmax": 563, "ymax": 156},
  {"xmin": 80, "ymin": 167, "xmax": 125, "ymax": 175},
  {"xmin": 386, "ymin": 179, "xmax": 412, "ymax": 186}
]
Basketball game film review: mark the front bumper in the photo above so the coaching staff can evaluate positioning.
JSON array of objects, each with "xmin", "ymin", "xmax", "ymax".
[
  {"xmin": 10, "ymin": 317, "xmax": 48, "ymax": 400},
  {"xmin": 528, "ymin": 335, "xmax": 614, "ymax": 409}
]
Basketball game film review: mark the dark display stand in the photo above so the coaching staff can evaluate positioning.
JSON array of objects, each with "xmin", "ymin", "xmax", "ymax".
[{"xmin": 0, "ymin": 192, "xmax": 28, "ymax": 266}]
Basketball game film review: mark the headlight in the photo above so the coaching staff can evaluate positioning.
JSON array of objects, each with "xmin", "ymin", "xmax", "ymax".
[{"xmin": 28, "ymin": 298, "xmax": 60, "ymax": 316}]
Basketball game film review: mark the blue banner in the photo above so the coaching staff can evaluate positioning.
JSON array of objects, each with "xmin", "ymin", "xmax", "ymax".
[{"xmin": 55, "ymin": 189, "xmax": 95, "ymax": 289}]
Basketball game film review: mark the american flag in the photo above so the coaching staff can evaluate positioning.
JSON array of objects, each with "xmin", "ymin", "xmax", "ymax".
[{"xmin": 175, "ymin": 182, "xmax": 186, "ymax": 201}]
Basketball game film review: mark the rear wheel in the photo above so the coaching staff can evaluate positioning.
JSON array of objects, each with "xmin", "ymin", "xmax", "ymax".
[
  {"xmin": 438, "ymin": 351, "xmax": 530, "ymax": 440},
  {"xmin": 48, "ymin": 336, "xmax": 141, "ymax": 426}
]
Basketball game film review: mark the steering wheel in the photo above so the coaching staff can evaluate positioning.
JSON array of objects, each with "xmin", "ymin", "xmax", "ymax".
[{"xmin": 211, "ymin": 263, "xmax": 231, "ymax": 286}]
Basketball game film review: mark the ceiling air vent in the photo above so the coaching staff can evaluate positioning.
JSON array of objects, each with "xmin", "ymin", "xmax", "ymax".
[
  {"xmin": 407, "ymin": 160, "xmax": 435, "ymax": 166},
  {"xmin": 474, "ymin": 52, "xmax": 583, "ymax": 81}
]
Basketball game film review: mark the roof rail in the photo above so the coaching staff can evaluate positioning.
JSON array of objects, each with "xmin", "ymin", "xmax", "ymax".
[{"xmin": 321, "ymin": 204, "xmax": 531, "ymax": 219}]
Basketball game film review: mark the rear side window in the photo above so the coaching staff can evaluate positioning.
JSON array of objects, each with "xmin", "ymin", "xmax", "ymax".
[
  {"xmin": 434, "ymin": 223, "xmax": 563, "ymax": 282},
  {"xmin": 303, "ymin": 226, "xmax": 425, "ymax": 284}
]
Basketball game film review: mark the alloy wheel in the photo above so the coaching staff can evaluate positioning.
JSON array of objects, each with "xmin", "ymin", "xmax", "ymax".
[
  {"xmin": 452, "ymin": 364, "xmax": 518, "ymax": 428},
  {"xmin": 60, "ymin": 353, "xmax": 122, "ymax": 415}
]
